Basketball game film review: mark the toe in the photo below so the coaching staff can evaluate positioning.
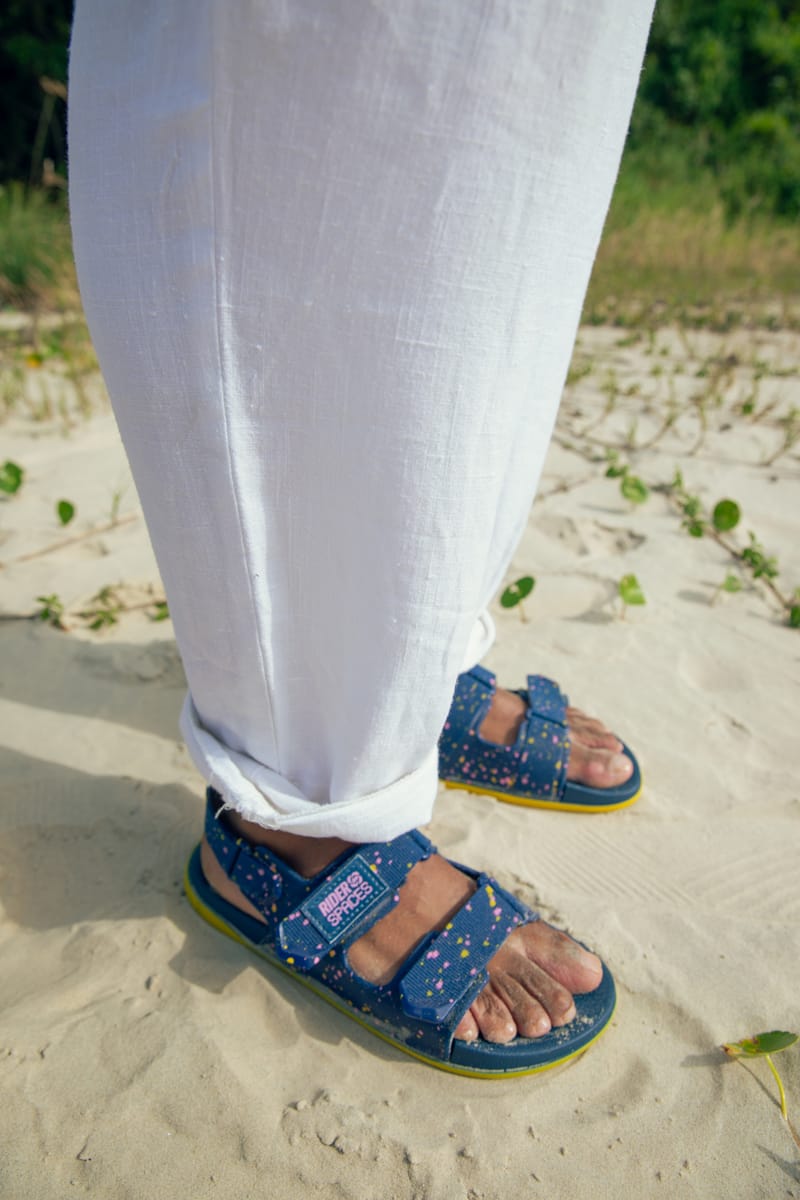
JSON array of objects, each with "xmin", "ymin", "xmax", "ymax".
[
  {"xmin": 519, "ymin": 922, "xmax": 603, "ymax": 996},
  {"xmin": 489, "ymin": 969, "xmax": 552, "ymax": 1038},
  {"xmin": 576, "ymin": 727, "xmax": 624, "ymax": 752},
  {"xmin": 507, "ymin": 958, "xmax": 577, "ymax": 1027},
  {"xmin": 469, "ymin": 983, "xmax": 518, "ymax": 1044},
  {"xmin": 566, "ymin": 707, "xmax": 623, "ymax": 752},
  {"xmin": 454, "ymin": 1009, "xmax": 480, "ymax": 1042},
  {"xmin": 566, "ymin": 743, "xmax": 633, "ymax": 788}
]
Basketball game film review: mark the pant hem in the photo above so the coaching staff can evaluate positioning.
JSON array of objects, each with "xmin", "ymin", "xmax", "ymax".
[{"xmin": 180, "ymin": 696, "xmax": 440, "ymax": 841}]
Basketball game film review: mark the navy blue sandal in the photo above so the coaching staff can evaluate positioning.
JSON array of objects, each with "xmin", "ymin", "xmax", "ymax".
[
  {"xmin": 439, "ymin": 666, "xmax": 642, "ymax": 813},
  {"xmin": 184, "ymin": 789, "xmax": 616, "ymax": 1078}
]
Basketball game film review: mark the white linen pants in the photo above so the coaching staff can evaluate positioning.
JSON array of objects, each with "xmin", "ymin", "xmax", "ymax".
[{"xmin": 69, "ymin": 0, "xmax": 653, "ymax": 840}]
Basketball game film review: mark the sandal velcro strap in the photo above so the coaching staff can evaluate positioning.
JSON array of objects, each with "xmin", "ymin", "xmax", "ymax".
[
  {"xmin": 204, "ymin": 795, "xmax": 286, "ymax": 905},
  {"xmin": 517, "ymin": 676, "xmax": 570, "ymax": 799},
  {"xmin": 278, "ymin": 830, "xmax": 434, "ymax": 968},
  {"xmin": 525, "ymin": 675, "xmax": 568, "ymax": 726},
  {"xmin": 399, "ymin": 876, "xmax": 536, "ymax": 1022},
  {"xmin": 465, "ymin": 664, "xmax": 496, "ymax": 691}
]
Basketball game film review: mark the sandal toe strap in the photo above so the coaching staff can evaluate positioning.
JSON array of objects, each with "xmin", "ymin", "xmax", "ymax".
[
  {"xmin": 515, "ymin": 675, "xmax": 571, "ymax": 800},
  {"xmin": 525, "ymin": 674, "xmax": 569, "ymax": 725},
  {"xmin": 399, "ymin": 875, "xmax": 536, "ymax": 1024}
]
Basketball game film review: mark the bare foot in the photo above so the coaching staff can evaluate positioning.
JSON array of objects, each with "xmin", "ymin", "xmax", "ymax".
[
  {"xmin": 201, "ymin": 816, "xmax": 602, "ymax": 1047},
  {"xmin": 479, "ymin": 686, "xmax": 633, "ymax": 790}
]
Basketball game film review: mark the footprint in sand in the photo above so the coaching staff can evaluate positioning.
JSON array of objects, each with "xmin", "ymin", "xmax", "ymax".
[{"xmin": 535, "ymin": 514, "xmax": 645, "ymax": 559}]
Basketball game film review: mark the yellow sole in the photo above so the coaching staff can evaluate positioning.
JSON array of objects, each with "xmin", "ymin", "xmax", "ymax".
[
  {"xmin": 443, "ymin": 779, "xmax": 642, "ymax": 814},
  {"xmin": 183, "ymin": 856, "xmax": 615, "ymax": 1079}
]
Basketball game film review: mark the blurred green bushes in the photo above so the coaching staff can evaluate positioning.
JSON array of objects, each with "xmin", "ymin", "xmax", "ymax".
[
  {"xmin": 628, "ymin": 0, "xmax": 800, "ymax": 218},
  {"xmin": 1, "ymin": 0, "xmax": 799, "ymax": 220},
  {"xmin": 0, "ymin": 0, "xmax": 71, "ymax": 184}
]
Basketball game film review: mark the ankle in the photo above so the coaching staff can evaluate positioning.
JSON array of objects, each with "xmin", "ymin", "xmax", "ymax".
[{"xmin": 226, "ymin": 809, "xmax": 353, "ymax": 878}]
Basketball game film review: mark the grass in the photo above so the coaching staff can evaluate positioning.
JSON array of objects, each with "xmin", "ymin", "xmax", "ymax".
[
  {"xmin": 0, "ymin": 158, "xmax": 796, "ymax": 434},
  {"xmin": 0, "ymin": 186, "xmax": 96, "ymax": 425},
  {"xmin": 584, "ymin": 157, "xmax": 800, "ymax": 330},
  {"xmin": 0, "ymin": 183, "xmax": 75, "ymax": 313}
]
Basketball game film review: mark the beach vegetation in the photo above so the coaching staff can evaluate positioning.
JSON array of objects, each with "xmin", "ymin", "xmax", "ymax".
[
  {"xmin": 722, "ymin": 1030, "xmax": 800, "ymax": 1149},
  {"xmin": 35, "ymin": 592, "xmax": 64, "ymax": 628},
  {"xmin": 618, "ymin": 574, "xmax": 646, "ymax": 615},
  {"xmin": 10, "ymin": 583, "xmax": 170, "ymax": 633},
  {"xmin": 667, "ymin": 479, "xmax": 796, "ymax": 623},
  {"xmin": 501, "ymin": 576, "xmax": 536, "ymax": 623},
  {"xmin": 584, "ymin": 0, "xmax": 800, "ymax": 329},
  {"xmin": 551, "ymin": 401, "xmax": 799, "ymax": 627},
  {"xmin": 620, "ymin": 473, "xmax": 650, "ymax": 507},
  {"xmin": 56, "ymin": 498, "xmax": 74, "ymax": 525},
  {"xmin": 79, "ymin": 585, "xmax": 123, "ymax": 631},
  {"xmin": 0, "ymin": 459, "xmax": 24, "ymax": 494},
  {"xmin": 711, "ymin": 499, "xmax": 741, "ymax": 532},
  {"xmin": 712, "ymin": 573, "xmax": 744, "ymax": 605},
  {"xmin": 0, "ymin": 183, "xmax": 73, "ymax": 315},
  {"xmin": 604, "ymin": 454, "xmax": 650, "ymax": 507},
  {"xmin": 109, "ymin": 486, "xmax": 126, "ymax": 526}
]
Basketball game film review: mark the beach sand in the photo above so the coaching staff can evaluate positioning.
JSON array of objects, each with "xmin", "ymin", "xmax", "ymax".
[{"xmin": 1, "ymin": 323, "xmax": 799, "ymax": 1199}]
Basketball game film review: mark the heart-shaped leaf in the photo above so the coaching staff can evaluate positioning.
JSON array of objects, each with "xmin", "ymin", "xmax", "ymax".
[
  {"xmin": 500, "ymin": 576, "xmax": 535, "ymax": 608},
  {"xmin": 619, "ymin": 574, "xmax": 646, "ymax": 606},
  {"xmin": 621, "ymin": 474, "xmax": 649, "ymax": 505},
  {"xmin": 57, "ymin": 499, "xmax": 75, "ymax": 526},
  {"xmin": 722, "ymin": 1031, "xmax": 798, "ymax": 1058},
  {"xmin": 0, "ymin": 461, "xmax": 24, "ymax": 495}
]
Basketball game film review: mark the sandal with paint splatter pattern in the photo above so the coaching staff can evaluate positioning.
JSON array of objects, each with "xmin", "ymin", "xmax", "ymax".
[
  {"xmin": 439, "ymin": 666, "xmax": 642, "ymax": 813},
  {"xmin": 184, "ymin": 789, "xmax": 617, "ymax": 1077}
]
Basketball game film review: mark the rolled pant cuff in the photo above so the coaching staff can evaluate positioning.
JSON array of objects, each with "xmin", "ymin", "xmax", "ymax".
[{"xmin": 180, "ymin": 696, "xmax": 440, "ymax": 842}]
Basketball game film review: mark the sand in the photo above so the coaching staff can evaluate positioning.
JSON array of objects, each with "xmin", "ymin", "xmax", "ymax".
[{"xmin": 1, "ymin": 322, "xmax": 799, "ymax": 1200}]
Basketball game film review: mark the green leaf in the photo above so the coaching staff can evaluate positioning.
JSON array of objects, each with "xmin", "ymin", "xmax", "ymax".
[
  {"xmin": 722, "ymin": 574, "xmax": 742, "ymax": 594},
  {"xmin": 619, "ymin": 574, "xmax": 646, "ymax": 606},
  {"xmin": 671, "ymin": 468, "xmax": 685, "ymax": 492},
  {"xmin": 682, "ymin": 496, "xmax": 701, "ymax": 518},
  {"xmin": 743, "ymin": 543, "xmax": 779, "ymax": 580},
  {"xmin": 0, "ymin": 460, "xmax": 24, "ymax": 495},
  {"xmin": 605, "ymin": 451, "xmax": 627, "ymax": 478},
  {"xmin": 500, "ymin": 576, "xmax": 535, "ymax": 608},
  {"xmin": 620, "ymin": 474, "xmax": 649, "ymax": 505},
  {"xmin": 723, "ymin": 1031, "xmax": 798, "ymax": 1058},
  {"xmin": 57, "ymin": 499, "xmax": 75, "ymax": 526},
  {"xmin": 148, "ymin": 601, "xmax": 170, "ymax": 622},
  {"xmin": 685, "ymin": 519, "xmax": 705, "ymax": 538},
  {"xmin": 789, "ymin": 605, "xmax": 800, "ymax": 629},
  {"xmin": 712, "ymin": 499, "xmax": 741, "ymax": 533},
  {"xmin": 88, "ymin": 610, "xmax": 117, "ymax": 630}
]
